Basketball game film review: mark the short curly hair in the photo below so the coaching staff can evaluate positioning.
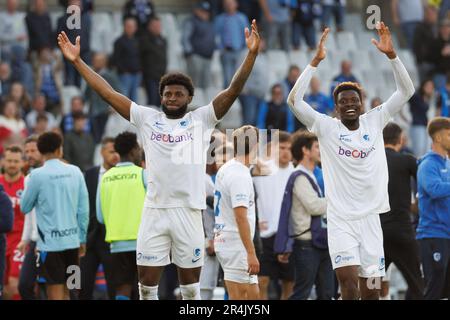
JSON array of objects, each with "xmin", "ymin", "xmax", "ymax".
[
  {"xmin": 37, "ymin": 132, "xmax": 63, "ymax": 155},
  {"xmin": 114, "ymin": 131, "xmax": 139, "ymax": 157},
  {"xmin": 159, "ymin": 72, "xmax": 194, "ymax": 97},
  {"xmin": 333, "ymin": 81, "xmax": 363, "ymax": 104}
]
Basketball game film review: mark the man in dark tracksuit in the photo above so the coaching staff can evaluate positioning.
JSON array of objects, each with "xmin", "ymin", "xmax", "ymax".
[
  {"xmin": 381, "ymin": 123, "xmax": 424, "ymax": 299},
  {"xmin": 0, "ymin": 184, "xmax": 14, "ymax": 300},
  {"xmin": 79, "ymin": 137, "xmax": 119, "ymax": 300}
]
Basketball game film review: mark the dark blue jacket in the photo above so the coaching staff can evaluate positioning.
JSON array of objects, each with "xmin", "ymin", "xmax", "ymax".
[
  {"xmin": 416, "ymin": 152, "xmax": 450, "ymax": 240},
  {"xmin": 274, "ymin": 167, "xmax": 327, "ymax": 253},
  {"xmin": 0, "ymin": 184, "xmax": 13, "ymax": 298}
]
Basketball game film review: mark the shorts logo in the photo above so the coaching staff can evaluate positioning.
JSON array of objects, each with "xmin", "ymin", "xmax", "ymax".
[
  {"xmin": 137, "ymin": 253, "xmax": 158, "ymax": 262},
  {"xmin": 192, "ymin": 248, "xmax": 201, "ymax": 263},
  {"xmin": 433, "ymin": 252, "xmax": 441, "ymax": 262},
  {"xmin": 379, "ymin": 257, "xmax": 385, "ymax": 270},
  {"xmin": 334, "ymin": 255, "xmax": 355, "ymax": 264}
]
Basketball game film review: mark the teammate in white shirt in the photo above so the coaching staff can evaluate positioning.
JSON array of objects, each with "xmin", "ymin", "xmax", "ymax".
[
  {"xmin": 252, "ymin": 131, "xmax": 296, "ymax": 300},
  {"xmin": 287, "ymin": 22, "xmax": 415, "ymax": 299},
  {"xmin": 214, "ymin": 126, "xmax": 260, "ymax": 300},
  {"xmin": 57, "ymin": 20, "xmax": 261, "ymax": 300}
]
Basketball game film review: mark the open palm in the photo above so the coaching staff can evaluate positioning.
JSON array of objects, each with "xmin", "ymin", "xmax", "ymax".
[
  {"xmin": 57, "ymin": 31, "xmax": 80, "ymax": 62},
  {"xmin": 245, "ymin": 19, "xmax": 260, "ymax": 54},
  {"xmin": 315, "ymin": 28, "xmax": 330, "ymax": 61},
  {"xmin": 371, "ymin": 22, "xmax": 394, "ymax": 55}
]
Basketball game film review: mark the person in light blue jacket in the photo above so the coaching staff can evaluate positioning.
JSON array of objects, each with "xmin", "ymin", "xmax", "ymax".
[
  {"xmin": 416, "ymin": 117, "xmax": 450, "ymax": 300},
  {"xmin": 20, "ymin": 132, "xmax": 89, "ymax": 300}
]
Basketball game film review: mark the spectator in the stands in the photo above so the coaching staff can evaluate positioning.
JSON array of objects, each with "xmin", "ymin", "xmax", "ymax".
[
  {"xmin": 410, "ymin": 79, "xmax": 435, "ymax": 157},
  {"xmin": 239, "ymin": 38, "xmax": 269, "ymax": 126},
  {"xmin": 25, "ymin": 94, "xmax": 57, "ymax": 131},
  {"xmin": 9, "ymin": 45, "xmax": 34, "ymax": 96},
  {"xmin": 26, "ymin": 0, "xmax": 53, "ymax": 58},
  {"xmin": 431, "ymin": 19, "xmax": 450, "ymax": 90},
  {"xmin": 57, "ymin": 0, "xmax": 91, "ymax": 87},
  {"xmin": 6, "ymin": 82, "xmax": 32, "ymax": 116},
  {"xmin": 321, "ymin": 0, "xmax": 346, "ymax": 32},
  {"xmin": 0, "ymin": 0, "xmax": 28, "ymax": 62},
  {"xmin": 85, "ymin": 53, "xmax": 122, "ymax": 143},
  {"xmin": 182, "ymin": 1, "xmax": 216, "ymax": 89},
  {"xmin": 371, "ymin": 97, "xmax": 382, "ymax": 110},
  {"xmin": 63, "ymin": 112, "xmax": 95, "ymax": 172},
  {"xmin": 0, "ymin": 99, "xmax": 27, "ymax": 155},
  {"xmin": 215, "ymin": 0, "xmax": 249, "ymax": 87},
  {"xmin": 305, "ymin": 77, "xmax": 333, "ymax": 116},
  {"xmin": 259, "ymin": 0, "xmax": 291, "ymax": 51},
  {"xmin": 35, "ymin": 47, "xmax": 63, "ymax": 116},
  {"xmin": 60, "ymin": 96, "xmax": 91, "ymax": 134},
  {"xmin": 257, "ymin": 83, "xmax": 295, "ymax": 133},
  {"xmin": 123, "ymin": 0, "xmax": 155, "ymax": 34},
  {"xmin": 413, "ymin": 5, "xmax": 439, "ymax": 82},
  {"xmin": 292, "ymin": 0, "xmax": 320, "ymax": 51},
  {"xmin": 392, "ymin": 0, "xmax": 424, "ymax": 49},
  {"xmin": 439, "ymin": 0, "xmax": 450, "ymax": 21},
  {"xmin": 113, "ymin": 17, "xmax": 142, "ymax": 102},
  {"xmin": 0, "ymin": 63, "xmax": 12, "ymax": 99},
  {"xmin": 140, "ymin": 16, "xmax": 167, "ymax": 107},
  {"xmin": 33, "ymin": 113, "xmax": 50, "ymax": 135},
  {"xmin": 329, "ymin": 60, "xmax": 359, "ymax": 97},
  {"xmin": 281, "ymin": 65, "xmax": 301, "ymax": 101}
]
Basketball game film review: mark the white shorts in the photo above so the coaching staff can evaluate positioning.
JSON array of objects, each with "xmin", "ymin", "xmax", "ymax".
[
  {"xmin": 327, "ymin": 213, "xmax": 385, "ymax": 278},
  {"xmin": 136, "ymin": 207, "xmax": 204, "ymax": 268},
  {"xmin": 215, "ymin": 235, "xmax": 258, "ymax": 285}
]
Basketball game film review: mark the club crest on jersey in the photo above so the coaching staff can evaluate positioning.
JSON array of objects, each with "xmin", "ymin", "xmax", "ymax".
[
  {"xmin": 179, "ymin": 119, "xmax": 190, "ymax": 128},
  {"xmin": 363, "ymin": 134, "xmax": 370, "ymax": 142}
]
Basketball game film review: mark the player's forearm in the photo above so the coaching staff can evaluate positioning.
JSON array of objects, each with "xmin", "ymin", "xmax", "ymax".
[
  {"xmin": 288, "ymin": 64, "xmax": 316, "ymax": 107},
  {"xmin": 235, "ymin": 215, "xmax": 256, "ymax": 255},
  {"xmin": 213, "ymin": 51, "xmax": 258, "ymax": 119},
  {"xmin": 73, "ymin": 57, "xmax": 115, "ymax": 99},
  {"xmin": 384, "ymin": 57, "xmax": 415, "ymax": 116},
  {"xmin": 228, "ymin": 51, "xmax": 258, "ymax": 97},
  {"xmin": 73, "ymin": 57, "xmax": 131, "ymax": 119}
]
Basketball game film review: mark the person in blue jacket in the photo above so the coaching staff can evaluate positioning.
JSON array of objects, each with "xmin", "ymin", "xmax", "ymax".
[
  {"xmin": 416, "ymin": 117, "xmax": 450, "ymax": 300},
  {"xmin": 0, "ymin": 185, "xmax": 13, "ymax": 300},
  {"xmin": 20, "ymin": 132, "xmax": 89, "ymax": 300}
]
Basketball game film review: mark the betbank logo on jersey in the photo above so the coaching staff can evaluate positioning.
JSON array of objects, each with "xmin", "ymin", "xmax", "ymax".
[
  {"xmin": 338, "ymin": 146, "xmax": 375, "ymax": 159},
  {"xmin": 150, "ymin": 132, "xmax": 193, "ymax": 143}
]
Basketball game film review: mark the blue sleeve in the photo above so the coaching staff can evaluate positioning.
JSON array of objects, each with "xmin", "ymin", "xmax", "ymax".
[
  {"xmin": 181, "ymin": 17, "xmax": 194, "ymax": 54},
  {"xmin": 327, "ymin": 96, "xmax": 334, "ymax": 114},
  {"xmin": 286, "ymin": 107, "xmax": 295, "ymax": 133},
  {"xmin": 77, "ymin": 170, "xmax": 89, "ymax": 244},
  {"xmin": 96, "ymin": 180, "xmax": 104, "ymax": 224},
  {"xmin": 214, "ymin": 16, "xmax": 223, "ymax": 49},
  {"xmin": 20, "ymin": 173, "xmax": 39, "ymax": 214},
  {"xmin": 0, "ymin": 191, "xmax": 13, "ymax": 233},
  {"xmin": 418, "ymin": 161, "xmax": 450, "ymax": 200},
  {"xmin": 257, "ymin": 102, "xmax": 268, "ymax": 129}
]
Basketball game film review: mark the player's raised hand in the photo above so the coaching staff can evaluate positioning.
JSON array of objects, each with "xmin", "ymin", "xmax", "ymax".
[
  {"xmin": 314, "ymin": 28, "xmax": 330, "ymax": 61},
  {"xmin": 245, "ymin": 19, "xmax": 260, "ymax": 54},
  {"xmin": 371, "ymin": 22, "xmax": 396, "ymax": 59},
  {"xmin": 57, "ymin": 31, "xmax": 80, "ymax": 63}
]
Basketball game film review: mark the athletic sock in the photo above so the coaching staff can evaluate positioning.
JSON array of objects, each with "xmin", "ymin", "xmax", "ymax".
[
  {"xmin": 139, "ymin": 283, "xmax": 159, "ymax": 300},
  {"xmin": 180, "ymin": 282, "xmax": 201, "ymax": 300}
]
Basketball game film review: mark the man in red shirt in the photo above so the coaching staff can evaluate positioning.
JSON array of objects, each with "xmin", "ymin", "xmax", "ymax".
[{"xmin": 0, "ymin": 145, "xmax": 25, "ymax": 300}]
